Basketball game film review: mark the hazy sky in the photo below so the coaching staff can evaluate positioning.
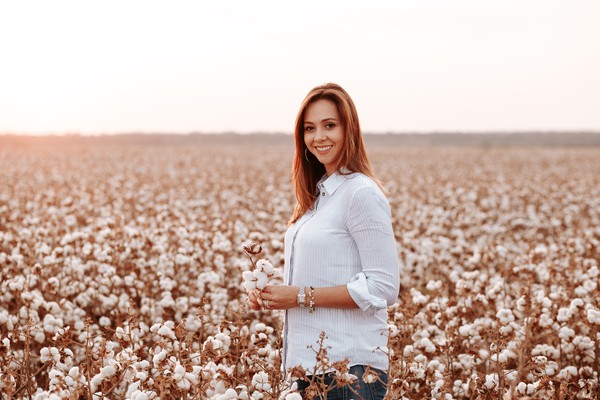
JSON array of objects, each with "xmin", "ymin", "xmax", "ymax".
[{"xmin": 1, "ymin": 0, "xmax": 599, "ymax": 134}]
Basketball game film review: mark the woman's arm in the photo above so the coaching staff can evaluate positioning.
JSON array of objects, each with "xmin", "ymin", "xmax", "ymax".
[
  {"xmin": 249, "ymin": 284, "xmax": 358, "ymax": 310},
  {"xmin": 344, "ymin": 185, "xmax": 400, "ymax": 312}
]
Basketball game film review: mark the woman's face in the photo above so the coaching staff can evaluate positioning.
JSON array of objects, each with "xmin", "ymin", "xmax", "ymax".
[{"xmin": 303, "ymin": 99, "xmax": 344, "ymax": 176}]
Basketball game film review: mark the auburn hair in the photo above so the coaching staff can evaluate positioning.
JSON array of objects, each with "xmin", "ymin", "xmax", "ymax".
[{"xmin": 289, "ymin": 83, "xmax": 382, "ymax": 224}]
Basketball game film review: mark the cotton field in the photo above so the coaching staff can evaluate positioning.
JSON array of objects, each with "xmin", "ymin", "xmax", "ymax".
[{"xmin": 0, "ymin": 140, "xmax": 599, "ymax": 399}]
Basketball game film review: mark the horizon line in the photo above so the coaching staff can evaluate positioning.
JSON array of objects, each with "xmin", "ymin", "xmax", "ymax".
[{"xmin": 2, "ymin": 130, "xmax": 600, "ymax": 137}]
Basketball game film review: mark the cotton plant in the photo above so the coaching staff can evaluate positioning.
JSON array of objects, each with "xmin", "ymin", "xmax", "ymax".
[
  {"xmin": 241, "ymin": 242, "xmax": 279, "ymax": 294},
  {"xmin": 2, "ymin": 143, "xmax": 600, "ymax": 399}
]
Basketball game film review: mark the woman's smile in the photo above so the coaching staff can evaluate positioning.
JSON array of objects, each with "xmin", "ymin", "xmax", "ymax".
[{"xmin": 315, "ymin": 145, "xmax": 333, "ymax": 154}]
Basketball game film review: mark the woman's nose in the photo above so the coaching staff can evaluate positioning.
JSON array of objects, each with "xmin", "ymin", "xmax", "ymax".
[{"xmin": 314, "ymin": 128, "xmax": 327, "ymax": 141}]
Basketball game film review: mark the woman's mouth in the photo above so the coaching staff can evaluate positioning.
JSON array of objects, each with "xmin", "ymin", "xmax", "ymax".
[{"xmin": 315, "ymin": 145, "xmax": 333, "ymax": 154}]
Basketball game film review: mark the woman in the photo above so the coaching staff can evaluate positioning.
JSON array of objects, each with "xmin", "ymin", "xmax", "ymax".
[{"xmin": 248, "ymin": 83, "xmax": 399, "ymax": 399}]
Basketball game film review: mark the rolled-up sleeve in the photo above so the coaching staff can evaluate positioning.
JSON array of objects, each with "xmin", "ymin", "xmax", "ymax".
[{"xmin": 345, "ymin": 185, "xmax": 400, "ymax": 314}]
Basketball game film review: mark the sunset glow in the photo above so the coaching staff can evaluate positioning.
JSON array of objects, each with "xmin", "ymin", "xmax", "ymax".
[{"xmin": 1, "ymin": 0, "xmax": 599, "ymax": 134}]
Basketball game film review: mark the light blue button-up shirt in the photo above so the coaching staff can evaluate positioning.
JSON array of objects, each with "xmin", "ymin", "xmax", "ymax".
[{"xmin": 283, "ymin": 170, "xmax": 400, "ymax": 373}]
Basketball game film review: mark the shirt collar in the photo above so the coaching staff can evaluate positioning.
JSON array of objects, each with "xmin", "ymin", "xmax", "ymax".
[{"xmin": 317, "ymin": 168, "xmax": 353, "ymax": 196}]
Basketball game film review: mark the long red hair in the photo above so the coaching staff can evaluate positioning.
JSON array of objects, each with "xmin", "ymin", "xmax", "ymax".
[{"xmin": 289, "ymin": 83, "xmax": 382, "ymax": 224}]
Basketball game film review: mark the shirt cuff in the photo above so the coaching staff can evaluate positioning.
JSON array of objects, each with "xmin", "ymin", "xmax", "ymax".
[{"xmin": 346, "ymin": 272, "xmax": 388, "ymax": 314}]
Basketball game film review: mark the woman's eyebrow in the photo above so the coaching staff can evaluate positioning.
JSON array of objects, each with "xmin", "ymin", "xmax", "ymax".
[{"xmin": 304, "ymin": 117, "xmax": 338, "ymax": 124}]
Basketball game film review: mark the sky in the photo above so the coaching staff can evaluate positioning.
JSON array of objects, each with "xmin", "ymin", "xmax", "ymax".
[{"xmin": 1, "ymin": 0, "xmax": 599, "ymax": 135}]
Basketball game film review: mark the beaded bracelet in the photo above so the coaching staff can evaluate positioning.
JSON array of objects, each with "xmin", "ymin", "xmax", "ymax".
[{"xmin": 307, "ymin": 286, "xmax": 315, "ymax": 313}]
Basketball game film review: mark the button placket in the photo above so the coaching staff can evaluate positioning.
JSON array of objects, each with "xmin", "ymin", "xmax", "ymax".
[{"xmin": 283, "ymin": 211, "xmax": 316, "ymax": 375}]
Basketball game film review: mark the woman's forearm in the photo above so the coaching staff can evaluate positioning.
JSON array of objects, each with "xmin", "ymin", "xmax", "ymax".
[
  {"xmin": 254, "ymin": 284, "xmax": 359, "ymax": 310},
  {"xmin": 310, "ymin": 285, "xmax": 358, "ymax": 309}
]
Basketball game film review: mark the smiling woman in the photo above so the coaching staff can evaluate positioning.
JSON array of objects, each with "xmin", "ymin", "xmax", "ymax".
[{"xmin": 247, "ymin": 83, "xmax": 400, "ymax": 399}]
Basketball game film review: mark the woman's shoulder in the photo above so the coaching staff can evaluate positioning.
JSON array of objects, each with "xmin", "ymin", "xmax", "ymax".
[
  {"xmin": 341, "ymin": 172, "xmax": 391, "ymax": 218},
  {"xmin": 343, "ymin": 172, "xmax": 381, "ymax": 190},
  {"xmin": 342, "ymin": 172, "xmax": 387, "ymax": 200}
]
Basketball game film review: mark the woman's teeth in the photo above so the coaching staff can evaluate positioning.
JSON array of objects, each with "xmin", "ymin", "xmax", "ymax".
[{"xmin": 316, "ymin": 145, "xmax": 332, "ymax": 151}]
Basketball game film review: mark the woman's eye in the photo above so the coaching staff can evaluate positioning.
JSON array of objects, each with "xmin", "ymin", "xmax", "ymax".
[
  {"xmin": 304, "ymin": 126, "xmax": 313, "ymax": 132},
  {"xmin": 325, "ymin": 123, "xmax": 336, "ymax": 129}
]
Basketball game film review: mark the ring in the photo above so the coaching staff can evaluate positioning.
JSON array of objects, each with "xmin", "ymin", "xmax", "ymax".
[{"xmin": 264, "ymin": 299, "xmax": 270, "ymax": 309}]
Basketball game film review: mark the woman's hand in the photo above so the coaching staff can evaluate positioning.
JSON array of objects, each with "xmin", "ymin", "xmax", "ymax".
[
  {"xmin": 256, "ymin": 285, "xmax": 299, "ymax": 310},
  {"xmin": 246, "ymin": 289, "xmax": 263, "ymax": 311},
  {"xmin": 246, "ymin": 286, "xmax": 299, "ymax": 311}
]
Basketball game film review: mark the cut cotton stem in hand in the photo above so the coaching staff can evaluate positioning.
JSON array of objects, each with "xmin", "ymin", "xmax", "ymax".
[{"xmin": 242, "ymin": 242, "xmax": 276, "ymax": 308}]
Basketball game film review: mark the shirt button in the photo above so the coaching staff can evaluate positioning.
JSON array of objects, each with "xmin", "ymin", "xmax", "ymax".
[{"xmin": 321, "ymin": 192, "xmax": 325, "ymax": 196}]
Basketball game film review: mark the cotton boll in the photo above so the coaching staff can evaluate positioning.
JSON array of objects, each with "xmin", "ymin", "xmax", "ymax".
[
  {"xmin": 90, "ymin": 374, "xmax": 103, "ymax": 392},
  {"xmin": 570, "ymin": 298, "xmax": 584, "ymax": 308},
  {"xmin": 100, "ymin": 365, "xmax": 116, "ymax": 379},
  {"xmin": 425, "ymin": 280, "xmax": 443, "ymax": 291},
  {"xmin": 256, "ymin": 259, "xmax": 274, "ymax": 275},
  {"xmin": 484, "ymin": 374, "xmax": 498, "ymax": 389},
  {"xmin": 152, "ymin": 350, "xmax": 167, "ymax": 367},
  {"xmin": 253, "ymin": 270, "xmax": 269, "ymax": 290},
  {"xmin": 251, "ymin": 371, "xmax": 271, "ymax": 391},
  {"xmin": 559, "ymin": 326, "xmax": 575, "ymax": 340},
  {"xmin": 243, "ymin": 270, "xmax": 258, "ymax": 292},
  {"xmin": 157, "ymin": 324, "xmax": 176, "ymax": 340},
  {"xmin": 414, "ymin": 354, "xmax": 427, "ymax": 364},
  {"xmin": 545, "ymin": 361, "xmax": 559, "ymax": 376},
  {"xmin": 496, "ymin": 308, "xmax": 515, "ymax": 325},
  {"xmin": 532, "ymin": 356, "xmax": 547, "ymax": 364},
  {"xmin": 557, "ymin": 366, "xmax": 578, "ymax": 379},
  {"xmin": 499, "ymin": 324, "xmax": 513, "ymax": 335},
  {"xmin": 115, "ymin": 327, "xmax": 127, "ymax": 340},
  {"xmin": 34, "ymin": 330, "xmax": 46, "ymax": 343},
  {"xmin": 242, "ymin": 271, "xmax": 255, "ymax": 282},
  {"xmin": 516, "ymin": 382, "xmax": 529, "ymax": 394},
  {"xmin": 504, "ymin": 370, "xmax": 518, "ymax": 382},
  {"xmin": 0, "ymin": 311, "xmax": 9, "ymax": 325},
  {"xmin": 526, "ymin": 383, "xmax": 537, "ymax": 395},
  {"xmin": 573, "ymin": 335, "xmax": 595, "ymax": 352},
  {"xmin": 410, "ymin": 288, "xmax": 428, "ymax": 305},
  {"xmin": 40, "ymin": 347, "xmax": 61, "ymax": 363},
  {"xmin": 458, "ymin": 324, "xmax": 472, "ymax": 337},
  {"xmin": 586, "ymin": 309, "xmax": 600, "ymax": 324},
  {"xmin": 68, "ymin": 367, "xmax": 80, "ymax": 379},
  {"xmin": 40, "ymin": 347, "xmax": 51, "ymax": 363},
  {"xmin": 215, "ymin": 332, "xmax": 231, "ymax": 351},
  {"xmin": 216, "ymin": 388, "xmax": 239, "ymax": 400},
  {"xmin": 184, "ymin": 316, "xmax": 202, "ymax": 332},
  {"xmin": 420, "ymin": 338, "xmax": 436, "ymax": 353},
  {"xmin": 514, "ymin": 296, "xmax": 527, "ymax": 313},
  {"xmin": 130, "ymin": 390, "xmax": 150, "ymax": 400},
  {"xmin": 50, "ymin": 347, "xmax": 60, "ymax": 363},
  {"xmin": 557, "ymin": 307, "xmax": 572, "ymax": 322},
  {"xmin": 539, "ymin": 312, "xmax": 553, "ymax": 327},
  {"xmin": 204, "ymin": 336, "xmax": 224, "ymax": 351},
  {"xmin": 253, "ymin": 323, "xmax": 267, "ymax": 333},
  {"xmin": 540, "ymin": 296, "xmax": 552, "ymax": 308}
]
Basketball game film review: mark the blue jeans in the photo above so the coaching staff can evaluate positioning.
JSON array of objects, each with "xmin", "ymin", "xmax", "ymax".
[{"xmin": 296, "ymin": 365, "xmax": 388, "ymax": 400}]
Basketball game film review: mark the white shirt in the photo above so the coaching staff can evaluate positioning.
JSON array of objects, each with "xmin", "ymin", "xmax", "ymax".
[{"xmin": 283, "ymin": 171, "xmax": 400, "ymax": 373}]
